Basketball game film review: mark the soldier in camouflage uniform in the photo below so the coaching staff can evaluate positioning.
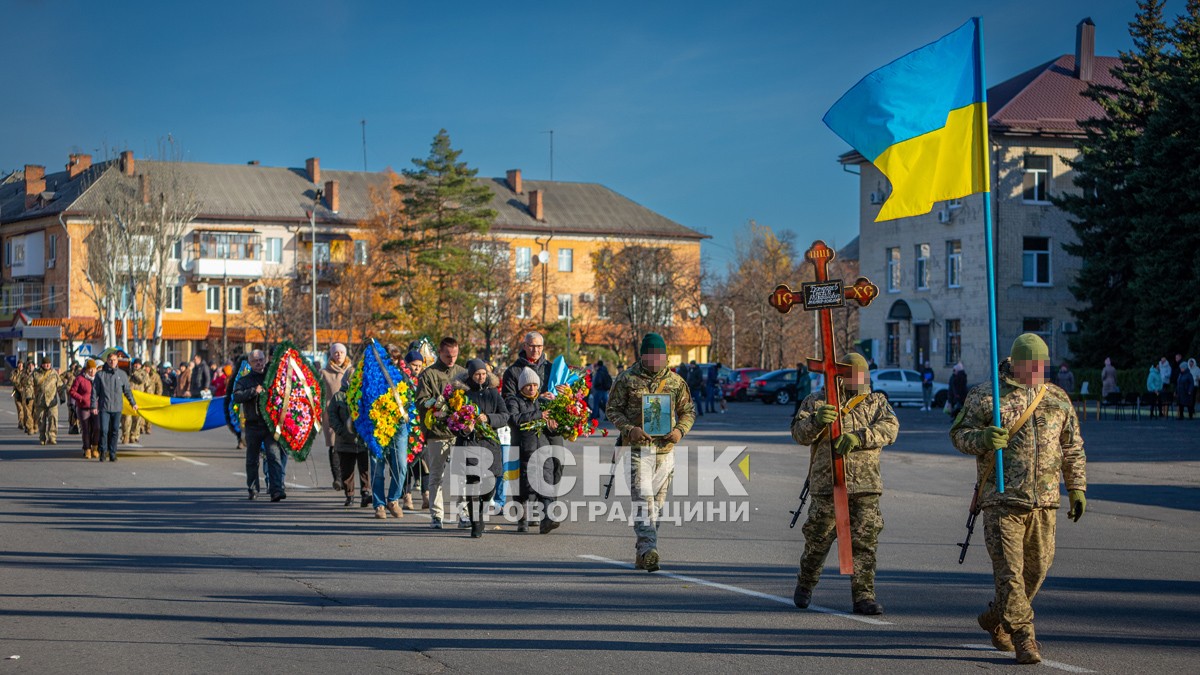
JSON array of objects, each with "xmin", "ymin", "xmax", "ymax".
[
  {"xmin": 31, "ymin": 357, "xmax": 63, "ymax": 445},
  {"xmin": 606, "ymin": 332, "xmax": 696, "ymax": 573},
  {"xmin": 950, "ymin": 333, "xmax": 1086, "ymax": 665},
  {"xmin": 142, "ymin": 362, "xmax": 162, "ymax": 435},
  {"xmin": 790, "ymin": 352, "xmax": 898, "ymax": 615},
  {"xmin": 11, "ymin": 362, "xmax": 29, "ymax": 433},
  {"xmin": 17, "ymin": 359, "xmax": 39, "ymax": 435},
  {"xmin": 122, "ymin": 360, "xmax": 150, "ymax": 444}
]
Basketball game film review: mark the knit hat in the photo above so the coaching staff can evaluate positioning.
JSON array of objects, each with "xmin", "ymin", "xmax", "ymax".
[
  {"xmin": 405, "ymin": 350, "xmax": 423, "ymax": 364},
  {"xmin": 1011, "ymin": 333, "xmax": 1049, "ymax": 362},
  {"xmin": 40, "ymin": 356, "xmax": 52, "ymax": 365},
  {"xmin": 466, "ymin": 358, "xmax": 488, "ymax": 376},
  {"xmin": 846, "ymin": 353, "xmax": 868, "ymax": 372},
  {"xmin": 640, "ymin": 332, "xmax": 667, "ymax": 355},
  {"xmin": 518, "ymin": 366, "xmax": 541, "ymax": 390}
]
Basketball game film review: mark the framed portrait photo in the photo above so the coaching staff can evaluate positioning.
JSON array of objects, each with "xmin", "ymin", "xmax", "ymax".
[{"xmin": 641, "ymin": 393, "xmax": 673, "ymax": 437}]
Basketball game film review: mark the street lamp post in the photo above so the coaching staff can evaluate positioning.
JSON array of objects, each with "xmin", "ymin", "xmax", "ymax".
[
  {"xmin": 722, "ymin": 306, "xmax": 735, "ymax": 368},
  {"xmin": 310, "ymin": 189, "xmax": 323, "ymax": 358}
]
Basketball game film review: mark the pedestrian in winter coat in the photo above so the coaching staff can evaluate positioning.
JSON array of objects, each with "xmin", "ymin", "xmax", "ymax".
[
  {"xmin": 231, "ymin": 349, "xmax": 286, "ymax": 501},
  {"xmin": 401, "ymin": 349, "xmax": 428, "ymax": 512},
  {"xmin": 189, "ymin": 355, "xmax": 211, "ymax": 398},
  {"xmin": 327, "ymin": 377, "xmax": 371, "ymax": 507},
  {"xmin": 949, "ymin": 362, "xmax": 969, "ymax": 415},
  {"xmin": 1158, "ymin": 357, "xmax": 1173, "ymax": 400},
  {"xmin": 1054, "ymin": 363, "xmax": 1075, "ymax": 393},
  {"xmin": 415, "ymin": 337, "xmax": 468, "ymax": 529},
  {"xmin": 69, "ymin": 361, "xmax": 100, "ymax": 458},
  {"xmin": 1190, "ymin": 358, "xmax": 1200, "ymax": 409},
  {"xmin": 591, "ymin": 360, "xmax": 613, "ymax": 423},
  {"xmin": 31, "ymin": 357, "xmax": 63, "ymax": 445},
  {"xmin": 1177, "ymin": 368, "xmax": 1195, "ymax": 420},
  {"xmin": 506, "ymin": 366, "xmax": 559, "ymax": 533},
  {"xmin": 1147, "ymin": 365, "xmax": 1164, "ymax": 418},
  {"xmin": 93, "ymin": 352, "xmax": 138, "ymax": 462},
  {"xmin": 1101, "ymin": 358, "xmax": 1118, "ymax": 397},
  {"xmin": 686, "ymin": 361, "xmax": 705, "ymax": 417},
  {"xmin": 320, "ymin": 343, "xmax": 352, "ymax": 489},
  {"xmin": 454, "ymin": 359, "xmax": 511, "ymax": 538}
]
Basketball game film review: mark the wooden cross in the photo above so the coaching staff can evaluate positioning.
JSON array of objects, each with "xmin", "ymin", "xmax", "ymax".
[{"xmin": 769, "ymin": 240, "xmax": 879, "ymax": 575}]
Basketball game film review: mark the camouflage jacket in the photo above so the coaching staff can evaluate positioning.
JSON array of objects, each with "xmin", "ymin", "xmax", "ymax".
[
  {"xmin": 31, "ymin": 369, "xmax": 63, "ymax": 408},
  {"xmin": 16, "ymin": 369, "xmax": 36, "ymax": 397},
  {"xmin": 791, "ymin": 384, "xmax": 898, "ymax": 496},
  {"xmin": 606, "ymin": 362, "xmax": 696, "ymax": 453},
  {"xmin": 950, "ymin": 359, "xmax": 1086, "ymax": 510},
  {"xmin": 129, "ymin": 368, "xmax": 151, "ymax": 393}
]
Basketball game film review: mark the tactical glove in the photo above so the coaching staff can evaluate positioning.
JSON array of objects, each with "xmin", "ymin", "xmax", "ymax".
[
  {"xmin": 815, "ymin": 404, "xmax": 838, "ymax": 425},
  {"xmin": 834, "ymin": 432, "xmax": 861, "ymax": 456},
  {"xmin": 1067, "ymin": 489, "xmax": 1086, "ymax": 522},
  {"xmin": 982, "ymin": 426, "xmax": 1009, "ymax": 450}
]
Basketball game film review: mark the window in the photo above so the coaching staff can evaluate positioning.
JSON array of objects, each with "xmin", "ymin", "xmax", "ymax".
[
  {"xmin": 265, "ymin": 287, "xmax": 282, "ymax": 314},
  {"xmin": 517, "ymin": 292, "xmax": 531, "ymax": 319},
  {"xmin": 48, "ymin": 234, "xmax": 58, "ymax": 267},
  {"xmin": 915, "ymin": 243, "xmax": 930, "ymax": 290},
  {"xmin": 164, "ymin": 340, "xmax": 185, "ymax": 368},
  {"xmin": 166, "ymin": 285, "xmax": 183, "ymax": 312},
  {"xmin": 876, "ymin": 370, "xmax": 903, "ymax": 382},
  {"xmin": 265, "ymin": 237, "xmax": 283, "ymax": 264},
  {"xmin": 313, "ymin": 242, "xmax": 331, "ymax": 264},
  {"xmin": 354, "ymin": 240, "xmax": 368, "ymax": 266},
  {"xmin": 598, "ymin": 294, "xmax": 610, "ymax": 320},
  {"xmin": 32, "ymin": 339, "xmax": 60, "ymax": 368},
  {"xmin": 1022, "ymin": 237, "xmax": 1051, "ymax": 286},
  {"xmin": 206, "ymin": 286, "xmax": 221, "ymax": 312},
  {"xmin": 1022, "ymin": 155, "xmax": 1051, "ymax": 203},
  {"xmin": 558, "ymin": 248, "xmax": 574, "ymax": 272},
  {"xmin": 46, "ymin": 284, "xmax": 55, "ymax": 313},
  {"xmin": 515, "ymin": 247, "xmax": 532, "ymax": 281},
  {"xmin": 4, "ymin": 240, "xmax": 10, "ymax": 268},
  {"xmin": 887, "ymin": 247, "xmax": 901, "ymax": 292},
  {"xmin": 947, "ymin": 240, "xmax": 962, "ymax": 288},
  {"xmin": 196, "ymin": 232, "xmax": 260, "ymax": 260},
  {"xmin": 886, "ymin": 323, "xmax": 900, "ymax": 365},
  {"xmin": 945, "ymin": 319, "xmax": 961, "ymax": 366},
  {"xmin": 557, "ymin": 293, "xmax": 573, "ymax": 319},
  {"xmin": 1023, "ymin": 317, "xmax": 1053, "ymax": 358},
  {"xmin": 170, "ymin": 238, "xmax": 183, "ymax": 260},
  {"xmin": 227, "ymin": 286, "xmax": 242, "ymax": 313}
]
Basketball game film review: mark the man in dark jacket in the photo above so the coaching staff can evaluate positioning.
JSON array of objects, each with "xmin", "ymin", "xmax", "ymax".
[
  {"xmin": 591, "ymin": 360, "xmax": 613, "ymax": 422},
  {"xmin": 686, "ymin": 361, "xmax": 705, "ymax": 417},
  {"xmin": 92, "ymin": 351, "xmax": 137, "ymax": 462},
  {"xmin": 189, "ymin": 354, "xmax": 211, "ymax": 399},
  {"xmin": 232, "ymin": 349, "xmax": 286, "ymax": 501}
]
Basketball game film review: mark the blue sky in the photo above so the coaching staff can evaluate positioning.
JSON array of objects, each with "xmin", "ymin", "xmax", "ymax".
[{"xmin": 3, "ymin": 0, "xmax": 1143, "ymax": 272}]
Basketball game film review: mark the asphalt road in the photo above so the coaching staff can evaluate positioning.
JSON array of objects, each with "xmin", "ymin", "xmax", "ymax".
[{"xmin": 1, "ymin": 394, "xmax": 1197, "ymax": 674}]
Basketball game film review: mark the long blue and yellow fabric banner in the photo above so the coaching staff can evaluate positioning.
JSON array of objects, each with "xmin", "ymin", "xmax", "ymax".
[
  {"xmin": 823, "ymin": 18, "xmax": 989, "ymax": 221},
  {"xmin": 122, "ymin": 391, "xmax": 228, "ymax": 433}
]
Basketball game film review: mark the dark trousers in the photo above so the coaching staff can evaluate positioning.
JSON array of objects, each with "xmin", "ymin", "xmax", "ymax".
[
  {"xmin": 328, "ymin": 446, "xmax": 342, "ymax": 485},
  {"xmin": 78, "ymin": 408, "xmax": 99, "ymax": 451},
  {"xmin": 518, "ymin": 444, "xmax": 564, "ymax": 521},
  {"xmin": 98, "ymin": 411, "xmax": 122, "ymax": 459},
  {"xmin": 245, "ymin": 424, "xmax": 286, "ymax": 497},
  {"xmin": 338, "ymin": 450, "xmax": 369, "ymax": 496}
]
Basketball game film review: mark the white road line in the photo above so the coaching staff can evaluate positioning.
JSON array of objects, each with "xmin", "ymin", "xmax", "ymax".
[
  {"xmin": 158, "ymin": 452, "xmax": 208, "ymax": 466},
  {"xmin": 959, "ymin": 644, "xmax": 1095, "ymax": 673},
  {"xmin": 231, "ymin": 471, "xmax": 311, "ymax": 490},
  {"xmin": 578, "ymin": 554, "xmax": 892, "ymax": 626}
]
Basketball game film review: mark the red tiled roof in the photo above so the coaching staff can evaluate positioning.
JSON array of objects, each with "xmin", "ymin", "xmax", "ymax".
[{"xmin": 987, "ymin": 54, "xmax": 1123, "ymax": 135}]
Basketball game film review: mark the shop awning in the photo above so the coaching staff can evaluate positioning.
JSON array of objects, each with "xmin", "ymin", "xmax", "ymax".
[
  {"xmin": 300, "ymin": 231, "xmax": 354, "ymax": 243},
  {"xmin": 887, "ymin": 298, "xmax": 935, "ymax": 325}
]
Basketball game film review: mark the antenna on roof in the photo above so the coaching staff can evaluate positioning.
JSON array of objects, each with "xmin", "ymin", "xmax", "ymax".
[
  {"xmin": 542, "ymin": 129, "xmax": 554, "ymax": 180},
  {"xmin": 361, "ymin": 119, "xmax": 368, "ymax": 171}
]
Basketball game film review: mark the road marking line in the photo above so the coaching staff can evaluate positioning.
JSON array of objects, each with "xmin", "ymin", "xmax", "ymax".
[
  {"xmin": 578, "ymin": 554, "xmax": 892, "ymax": 626},
  {"xmin": 158, "ymin": 452, "xmax": 208, "ymax": 466},
  {"xmin": 232, "ymin": 471, "xmax": 311, "ymax": 490},
  {"xmin": 959, "ymin": 644, "xmax": 1094, "ymax": 673}
]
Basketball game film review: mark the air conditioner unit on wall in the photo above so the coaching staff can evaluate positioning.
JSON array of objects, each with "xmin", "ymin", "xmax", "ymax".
[
  {"xmin": 937, "ymin": 209, "xmax": 952, "ymax": 224},
  {"xmin": 869, "ymin": 191, "xmax": 885, "ymax": 205},
  {"xmin": 196, "ymin": 282, "xmax": 208, "ymax": 292}
]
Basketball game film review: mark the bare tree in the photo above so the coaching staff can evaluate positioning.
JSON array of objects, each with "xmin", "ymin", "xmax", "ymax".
[
  {"xmin": 142, "ymin": 139, "xmax": 200, "ymax": 362},
  {"xmin": 592, "ymin": 242, "xmax": 696, "ymax": 362},
  {"xmin": 466, "ymin": 237, "xmax": 521, "ymax": 360}
]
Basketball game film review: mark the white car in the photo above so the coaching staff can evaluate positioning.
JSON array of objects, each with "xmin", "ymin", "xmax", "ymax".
[{"xmin": 870, "ymin": 368, "xmax": 949, "ymax": 408}]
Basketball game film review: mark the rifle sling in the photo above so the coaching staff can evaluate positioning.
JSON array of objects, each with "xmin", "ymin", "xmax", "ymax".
[{"xmin": 975, "ymin": 384, "xmax": 1047, "ymax": 503}]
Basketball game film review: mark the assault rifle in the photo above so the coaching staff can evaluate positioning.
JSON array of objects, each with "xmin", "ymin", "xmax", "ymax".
[
  {"xmin": 789, "ymin": 479, "xmax": 811, "ymax": 528},
  {"xmin": 958, "ymin": 481, "xmax": 982, "ymax": 563}
]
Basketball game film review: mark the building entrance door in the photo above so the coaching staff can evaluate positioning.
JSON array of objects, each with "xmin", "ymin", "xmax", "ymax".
[{"xmin": 914, "ymin": 324, "xmax": 930, "ymax": 369}]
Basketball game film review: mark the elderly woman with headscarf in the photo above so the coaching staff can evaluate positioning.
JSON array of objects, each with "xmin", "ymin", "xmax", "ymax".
[
  {"xmin": 452, "ymin": 359, "xmax": 510, "ymax": 538},
  {"xmin": 320, "ymin": 343, "xmax": 352, "ymax": 489}
]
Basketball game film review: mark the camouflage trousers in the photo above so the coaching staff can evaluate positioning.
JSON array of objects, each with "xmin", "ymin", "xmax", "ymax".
[
  {"xmin": 17, "ymin": 398, "xmax": 36, "ymax": 434},
  {"xmin": 797, "ymin": 493, "xmax": 883, "ymax": 601},
  {"xmin": 631, "ymin": 448, "xmax": 675, "ymax": 556},
  {"xmin": 982, "ymin": 505, "xmax": 1056, "ymax": 635},
  {"xmin": 121, "ymin": 413, "xmax": 141, "ymax": 444},
  {"xmin": 36, "ymin": 404, "xmax": 58, "ymax": 444}
]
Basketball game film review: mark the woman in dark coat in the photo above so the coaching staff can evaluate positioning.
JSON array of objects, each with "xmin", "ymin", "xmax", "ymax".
[
  {"xmin": 506, "ymin": 366, "xmax": 559, "ymax": 533},
  {"xmin": 1177, "ymin": 368, "xmax": 1195, "ymax": 420},
  {"xmin": 454, "ymin": 359, "xmax": 510, "ymax": 538},
  {"xmin": 948, "ymin": 362, "xmax": 968, "ymax": 416}
]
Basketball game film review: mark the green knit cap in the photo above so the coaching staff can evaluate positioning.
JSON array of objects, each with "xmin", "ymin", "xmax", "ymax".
[
  {"xmin": 846, "ymin": 353, "xmax": 869, "ymax": 372},
  {"xmin": 1011, "ymin": 333, "xmax": 1049, "ymax": 362},
  {"xmin": 640, "ymin": 332, "xmax": 667, "ymax": 355}
]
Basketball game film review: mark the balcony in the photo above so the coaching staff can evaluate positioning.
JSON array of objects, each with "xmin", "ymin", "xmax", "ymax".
[
  {"xmin": 296, "ymin": 261, "xmax": 346, "ymax": 285},
  {"xmin": 194, "ymin": 257, "xmax": 264, "ymax": 279}
]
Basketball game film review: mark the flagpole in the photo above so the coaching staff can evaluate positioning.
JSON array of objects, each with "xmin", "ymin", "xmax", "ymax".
[{"xmin": 975, "ymin": 17, "xmax": 1004, "ymax": 493}]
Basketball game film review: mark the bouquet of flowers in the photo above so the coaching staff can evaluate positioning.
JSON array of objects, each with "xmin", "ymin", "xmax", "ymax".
[
  {"xmin": 350, "ymin": 339, "xmax": 416, "ymax": 459},
  {"xmin": 425, "ymin": 383, "xmax": 500, "ymax": 444},
  {"xmin": 224, "ymin": 356, "xmax": 251, "ymax": 437},
  {"xmin": 396, "ymin": 357, "xmax": 425, "ymax": 463},
  {"xmin": 261, "ymin": 341, "xmax": 324, "ymax": 461},
  {"xmin": 518, "ymin": 357, "xmax": 601, "ymax": 441}
]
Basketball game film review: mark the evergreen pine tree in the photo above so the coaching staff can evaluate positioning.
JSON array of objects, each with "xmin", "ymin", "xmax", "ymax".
[{"xmin": 1055, "ymin": 1, "xmax": 1169, "ymax": 367}]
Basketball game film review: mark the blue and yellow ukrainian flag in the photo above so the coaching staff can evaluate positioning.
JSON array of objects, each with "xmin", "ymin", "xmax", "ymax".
[
  {"xmin": 823, "ymin": 18, "xmax": 989, "ymax": 221},
  {"xmin": 122, "ymin": 391, "xmax": 228, "ymax": 433}
]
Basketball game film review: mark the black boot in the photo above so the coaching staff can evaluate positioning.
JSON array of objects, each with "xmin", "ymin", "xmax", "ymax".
[
  {"xmin": 469, "ymin": 500, "xmax": 484, "ymax": 538},
  {"xmin": 793, "ymin": 583, "xmax": 812, "ymax": 609}
]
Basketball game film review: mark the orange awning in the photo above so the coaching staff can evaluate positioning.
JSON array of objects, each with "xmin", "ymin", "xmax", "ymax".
[{"xmin": 114, "ymin": 319, "xmax": 212, "ymax": 341}]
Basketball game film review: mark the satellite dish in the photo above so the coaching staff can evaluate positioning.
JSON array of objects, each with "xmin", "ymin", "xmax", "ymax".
[
  {"xmin": 537, "ymin": 250, "xmax": 550, "ymax": 264},
  {"xmin": 699, "ymin": 304, "xmax": 709, "ymax": 318}
]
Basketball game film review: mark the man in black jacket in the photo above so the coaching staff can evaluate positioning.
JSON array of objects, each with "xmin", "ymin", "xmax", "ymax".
[
  {"xmin": 189, "ymin": 354, "xmax": 211, "ymax": 399},
  {"xmin": 232, "ymin": 350, "xmax": 286, "ymax": 501},
  {"xmin": 93, "ymin": 351, "xmax": 138, "ymax": 462}
]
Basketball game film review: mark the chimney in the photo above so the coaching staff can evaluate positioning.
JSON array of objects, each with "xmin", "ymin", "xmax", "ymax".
[
  {"xmin": 24, "ymin": 165, "xmax": 46, "ymax": 209},
  {"xmin": 324, "ymin": 180, "xmax": 340, "ymax": 213},
  {"xmin": 306, "ymin": 157, "xmax": 321, "ymax": 185},
  {"xmin": 140, "ymin": 173, "xmax": 151, "ymax": 205},
  {"xmin": 506, "ymin": 169, "xmax": 523, "ymax": 194},
  {"xmin": 1075, "ymin": 18, "xmax": 1095, "ymax": 82},
  {"xmin": 66, "ymin": 153, "xmax": 92, "ymax": 179},
  {"xmin": 529, "ymin": 189, "xmax": 544, "ymax": 221},
  {"xmin": 120, "ymin": 150, "xmax": 135, "ymax": 176}
]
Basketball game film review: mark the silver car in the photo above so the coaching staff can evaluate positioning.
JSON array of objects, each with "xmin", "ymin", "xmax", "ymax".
[{"xmin": 870, "ymin": 368, "xmax": 948, "ymax": 408}]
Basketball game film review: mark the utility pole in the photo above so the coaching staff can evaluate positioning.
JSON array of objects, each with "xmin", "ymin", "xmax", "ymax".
[
  {"xmin": 310, "ymin": 189, "xmax": 323, "ymax": 358},
  {"xmin": 722, "ymin": 306, "xmax": 735, "ymax": 368},
  {"xmin": 542, "ymin": 130, "xmax": 554, "ymax": 180},
  {"xmin": 361, "ymin": 119, "xmax": 368, "ymax": 171}
]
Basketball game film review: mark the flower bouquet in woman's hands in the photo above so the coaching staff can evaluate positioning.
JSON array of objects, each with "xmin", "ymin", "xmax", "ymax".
[
  {"xmin": 519, "ymin": 357, "xmax": 600, "ymax": 441},
  {"xmin": 425, "ymin": 383, "xmax": 500, "ymax": 443}
]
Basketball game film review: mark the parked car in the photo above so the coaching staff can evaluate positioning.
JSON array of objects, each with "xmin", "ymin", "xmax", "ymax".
[
  {"xmin": 723, "ymin": 368, "xmax": 765, "ymax": 401},
  {"xmin": 746, "ymin": 368, "xmax": 824, "ymax": 405},
  {"xmin": 870, "ymin": 368, "xmax": 948, "ymax": 408}
]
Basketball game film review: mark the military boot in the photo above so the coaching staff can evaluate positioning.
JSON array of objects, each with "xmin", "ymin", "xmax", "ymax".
[
  {"xmin": 642, "ymin": 549, "xmax": 660, "ymax": 573},
  {"xmin": 1013, "ymin": 627, "xmax": 1042, "ymax": 665},
  {"xmin": 793, "ymin": 583, "xmax": 812, "ymax": 609},
  {"xmin": 977, "ymin": 603, "xmax": 1013, "ymax": 651},
  {"xmin": 852, "ymin": 597, "xmax": 884, "ymax": 616}
]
